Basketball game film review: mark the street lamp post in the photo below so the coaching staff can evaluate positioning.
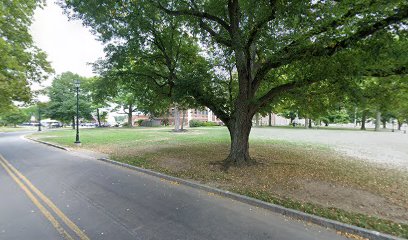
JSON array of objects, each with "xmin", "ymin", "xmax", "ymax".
[
  {"xmin": 74, "ymin": 79, "xmax": 81, "ymax": 145},
  {"xmin": 38, "ymin": 104, "xmax": 41, "ymax": 132}
]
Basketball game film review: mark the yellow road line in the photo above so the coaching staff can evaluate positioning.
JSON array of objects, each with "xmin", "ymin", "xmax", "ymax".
[
  {"xmin": 0, "ymin": 158, "xmax": 74, "ymax": 240},
  {"xmin": 0, "ymin": 155, "xmax": 90, "ymax": 240}
]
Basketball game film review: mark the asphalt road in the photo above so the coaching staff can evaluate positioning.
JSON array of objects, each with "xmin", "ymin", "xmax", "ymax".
[{"xmin": 0, "ymin": 131, "xmax": 347, "ymax": 240}]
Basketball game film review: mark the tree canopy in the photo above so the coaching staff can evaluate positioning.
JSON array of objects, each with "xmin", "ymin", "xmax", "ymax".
[
  {"xmin": 62, "ymin": 0, "xmax": 408, "ymax": 166},
  {"xmin": 47, "ymin": 72, "xmax": 93, "ymax": 124},
  {"xmin": 0, "ymin": 0, "xmax": 52, "ymax": 110},
  {"xmin": 0, "ymin": 106, "xmax": 30, "ymax": 127}
]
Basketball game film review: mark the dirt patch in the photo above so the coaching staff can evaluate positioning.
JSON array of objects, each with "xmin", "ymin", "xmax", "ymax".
[
  {"xmin": 94, "ymin": 143, "xmax": 174, "ymax": 156},
  {"xmin": 284, "ymin": 180, "xmax": 408, "ymax": 224},
  {"xmin": 157, "ymin": 157, "xmax": 191, "ymax": 171}
]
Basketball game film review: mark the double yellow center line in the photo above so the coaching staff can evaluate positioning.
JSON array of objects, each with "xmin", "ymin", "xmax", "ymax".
[{"xmin": 0, "ymin": 154, "xmax": 90, "ymax": 240}]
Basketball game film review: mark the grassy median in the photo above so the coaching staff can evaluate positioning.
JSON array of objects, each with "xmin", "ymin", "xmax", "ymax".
[{"xmin": 30, "ymin": 127, "xmax": 408, "ymax": 238}]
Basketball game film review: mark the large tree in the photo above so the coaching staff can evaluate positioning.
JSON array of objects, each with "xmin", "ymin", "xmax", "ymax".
[
  {"xmin": 0, "ymin": 0, "xmax": 52, "ymax": 110},
  {"xmin": 47, "ymin": 72, "xmax": 93, "ymax": 126},
  {"xmin": 62, "ymin": 0, "xmax": 408, "ymax": 166},
  {"xmin": 0, "ymin": 106, "xmax": 30, "ymax": 127}
]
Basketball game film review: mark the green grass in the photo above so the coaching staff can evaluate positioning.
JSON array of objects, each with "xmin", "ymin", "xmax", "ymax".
[
  {"xmin": 31, "ymin": 127, "xmax": 229, "ymax": 144},
  {"xmin": 30, "ymin": 127, "xmax": 408, "ymax": 238},
  {"xmin": 0, "ymin": 126, "xmax": 37, "ymax": 132},
  {"xmin": 30, "ymin": 126, "xmax": 327, "ymax": 149}
]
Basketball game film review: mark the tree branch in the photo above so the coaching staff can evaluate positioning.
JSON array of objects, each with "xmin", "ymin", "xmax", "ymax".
[
  {"xmin": 253, "ymin": 79, "xmax": 319, "ymax": 113},
  {"xmin": 252, "ymin": 5, "xmax": 408, "ymax": 92},
  {"xmin": 133, "ymin": 72, "xmax": 168, "ymax": 88},
  {"xmin": 245, "ymin": 0, "xmax": 277, "ymax": 50},
  {"xmin": 300, "ymin": 0, "xmax": 376, "ymax": 45},
  {"xmin": 199, "ymin": 20, "xmax": 232, "ymax": 46},
  {"xmin": 157, "ymin": 2, "xmax": 231, "ymax": 33}
]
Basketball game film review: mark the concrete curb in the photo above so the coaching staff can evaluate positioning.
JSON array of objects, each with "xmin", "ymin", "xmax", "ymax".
[
  {"xmin": 25, "ymin": 137, "xmax": 70, "ymax": 151},
  {"xmin": 26, "ymin": 137, "xmax": 403, "ymax": 240}
]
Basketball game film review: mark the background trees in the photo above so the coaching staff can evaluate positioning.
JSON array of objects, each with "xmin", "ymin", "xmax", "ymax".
[
  {"xmin": 47, "ymin": 72, "xmax": 93, "ymax": 126},
  {"xmin": 0, "ymin": 0, "xmax": 52, "ymax": 110},
  {"xmin": 62, "ymin": 0, "xmax": 408, "ymax": 166},
  {"xmin": 0, "ymin": 106, "xmax": 30, "ymax": 127}
]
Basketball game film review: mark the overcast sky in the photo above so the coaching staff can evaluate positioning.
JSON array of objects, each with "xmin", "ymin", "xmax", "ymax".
[{"xmin": 30, "ymin": 1, "xmax": 105, "ymax": 79}]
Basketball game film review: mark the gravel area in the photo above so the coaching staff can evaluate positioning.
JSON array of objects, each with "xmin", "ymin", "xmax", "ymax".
[{"xmin": 251, "ymin": 127, "xmax": 408, "ymax": 171}]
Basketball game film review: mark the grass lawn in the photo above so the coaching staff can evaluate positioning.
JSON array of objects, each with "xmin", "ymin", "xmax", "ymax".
[
  {"xmin": 0, "ymin": 126, "xmax": 37, "ymax": 132},
  {"xmin": 30, "ymin": 127, "xmax": 408, "ymax": 237}
]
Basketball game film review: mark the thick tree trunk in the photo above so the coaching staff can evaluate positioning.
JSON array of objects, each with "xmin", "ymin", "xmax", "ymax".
[
  {"xmin": 361, "ymin": 110, "xmax": 367, "ymax": 130},
  {"xmin": 382, "ymin": 120, "xmax": 387, "ymax": 129},
  {"xmin": 225, "ymin": 115, "xmax": 253, "ymax": 166},
  {"xmin": 308, "ymin": 119, "xmax": 312, "ymax": 128},
  {"xmin": 174, "ymin": 106, "xmax": 180, "ymax": 131},
  {"xmin": 304, "ymin": 118, "xmax": 308, "ymax": 128},
  {"xmin": 96, "ymin": 108, "xmax": 101, "ymax": 127},
  {"xmin": 398, "ymin": 120, "xmax": 402, "ymax": 131},
  {"xmin": 127, "ymin": 105, "xmax": 133, "ymax": 127},
  {"xmin": 72, "ymin": 116, "xmax": 75, "ymax": 130},
  {"xmin": 375, "ymin": 111, "xmax": 381, "ymax": 131},
  {"xmin": 268, "ymin": 113, "xmax": 272, "ymax": 126}
]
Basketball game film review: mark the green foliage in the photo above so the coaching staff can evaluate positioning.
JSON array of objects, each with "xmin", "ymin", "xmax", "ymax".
[
  {"xmin": 349, "ymin": 74, "xmax": 408, "ymax": 127},
  {"xmin": 0, "ymin": 0, "xmax": 53, "ymax": 109},
  {"xmin": 136, "ymin": 119, "xmax": 144, "ymax": 126},
  {"xmin": 326, "ymin": 109, "xmax": 352, "ymax": 124},
  {"xmin": 189, "ymin": 120, "xmax": 218, "ymax": 127},
  {"xmin": 61, "ymin": 0, "xmax": 408, "ymax": 122},
  {"xmin": 62, "ymin": 0, "xmax": 215, "ymax": 119},
  {"xmin": 47, "ymin": 72, "xmax": 93, "ymax": 123},
  {"xmin": 99, "ymin": 111, "xmax": 108, "ymax": 123},
  {"xmin": 0, "ymin": 106, "xmax": 30, "ymax": 127},
  {"xmin": 203, "ymin": 121, "xmax": 219, "ymax": 127},
  {"xmin": 189, "ymin": 120, "xmax": 203, "ymax": 127}
]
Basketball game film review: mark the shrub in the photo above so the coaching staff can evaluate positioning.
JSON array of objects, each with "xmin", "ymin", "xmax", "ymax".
[
  {"xmin": 189, "ymin": 120, "xmax": 219, "ymax": 127},
  {"xmin": 202, "ymin": 121, "xmax": 219, "ymax": 127},
  {"xmin": 137, "ymin": 119, "xmax": 144, "ymax": 126},
  {"xmin": 189, "ymin": 120, "xmax": 203, "ymax": 127}
]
